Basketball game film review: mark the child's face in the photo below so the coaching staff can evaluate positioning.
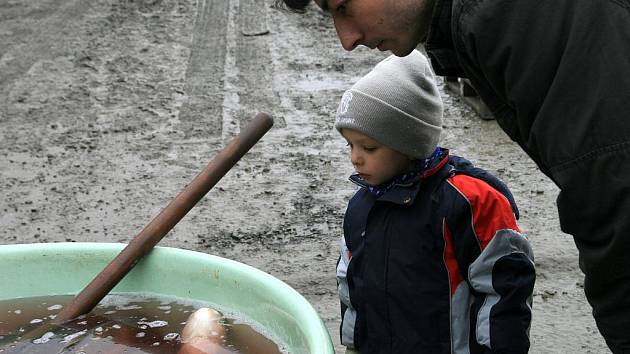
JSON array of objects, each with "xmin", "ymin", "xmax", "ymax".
[{"xmin": 341, "ymin": 129, "xmax": 414, "ymax": 186}]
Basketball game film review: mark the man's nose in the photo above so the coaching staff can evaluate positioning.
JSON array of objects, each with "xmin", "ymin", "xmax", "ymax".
[{"xmin": 334, "ymin": 18, "xmax": 362, "ymax": 51}]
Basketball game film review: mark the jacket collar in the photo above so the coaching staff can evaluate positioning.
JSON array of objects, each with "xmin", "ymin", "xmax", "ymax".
[
  {"xmin": 349, "ymin": 150, "xmax": 451, "ymax": 205},
  {"xmin": 424, "ymin": 0, "xmax": 467, "ymax": 77}
]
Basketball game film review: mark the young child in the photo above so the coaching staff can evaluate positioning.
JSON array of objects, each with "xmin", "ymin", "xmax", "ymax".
[{"xmin": 335, "ymin": 50, "xmax": 535, "ymax": 353}]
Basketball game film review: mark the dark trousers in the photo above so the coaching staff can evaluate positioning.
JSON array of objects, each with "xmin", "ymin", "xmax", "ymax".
[{"xmin": 555, "ymin": 145, "xmax": 630, "ymax": 353}]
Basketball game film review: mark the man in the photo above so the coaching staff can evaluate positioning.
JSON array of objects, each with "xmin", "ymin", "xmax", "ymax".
[{"xmin": 277, "ymin": 0, "xmax": 630, "ymax": 352}]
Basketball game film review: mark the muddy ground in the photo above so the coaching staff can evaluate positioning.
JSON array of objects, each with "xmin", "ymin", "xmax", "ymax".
[{"xmin": 0, "ymin": 0, "xmax": 609, "ymax": 352}]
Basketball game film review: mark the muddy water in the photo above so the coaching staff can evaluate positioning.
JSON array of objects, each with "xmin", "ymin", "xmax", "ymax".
[{"xmin": 0, "ymin": 294, "xmax": 283, "ymax": 354}]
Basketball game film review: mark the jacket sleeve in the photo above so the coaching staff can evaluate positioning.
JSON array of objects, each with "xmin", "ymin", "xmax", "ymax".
[
  {"xmin": 444, "ymin": 174, "xmax": 535, "ymax": 353},
  {"xmin": 452, "ymin": 0, "xmax": 630, "ymax": 177},
  {"xmin": 336, "ymin": 236, "xmax": 357, "ymax": 349}
]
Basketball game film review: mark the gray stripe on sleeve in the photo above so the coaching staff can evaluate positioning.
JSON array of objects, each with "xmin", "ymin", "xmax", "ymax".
[
  {"xmin": 341, "ymin": 307, "xmax": 357, "ymax": 347},
  {"xmin": 468, "ymin": 229, "xmax": 534, "ymax": 348},
  {"xmin": 337, "ymin": 236, "xmax": 357, "ymax": 348},
  {"xmin": 451, "ymin": 282, "xmax": 472, "ymax": 354}
]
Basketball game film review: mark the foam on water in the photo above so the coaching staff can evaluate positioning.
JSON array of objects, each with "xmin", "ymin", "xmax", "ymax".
[{"xmin": 1, "ymin": 292, "xmax": 292, "ymax": 354}]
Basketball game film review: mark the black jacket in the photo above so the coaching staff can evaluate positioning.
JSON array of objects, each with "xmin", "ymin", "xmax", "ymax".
[
  {"xmin": 425, "ymin": 0, "xmax": 630, "ymax": 237},
  {"xmin": 337, "ymin": 155, "xmax": 535, "ymax": 353}
]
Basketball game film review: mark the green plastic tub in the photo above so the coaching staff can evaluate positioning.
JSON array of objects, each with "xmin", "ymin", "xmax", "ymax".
[{"xmin": 0, "ymin": 242, "xmax": 334, "ymax": 354}]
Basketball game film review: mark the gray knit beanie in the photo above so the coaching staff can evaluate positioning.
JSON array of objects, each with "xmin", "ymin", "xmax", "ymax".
[{"xmin": 335, "ymin": 50, "xmax": 443, "ymax": 159}]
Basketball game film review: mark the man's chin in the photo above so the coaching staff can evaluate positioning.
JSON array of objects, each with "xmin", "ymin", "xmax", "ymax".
[
  {"xmin": 389, "ymin": 46, "xmax": 416, "ymax": 57},
  {"xmin": 380, "ymin": 40, "xmax": 418, "ymax": 57}
]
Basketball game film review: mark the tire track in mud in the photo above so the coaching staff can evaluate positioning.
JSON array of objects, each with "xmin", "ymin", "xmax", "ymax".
[
  {"xmin": 177, "ymin": 0, "xmax": 228, "ymax": 139},
  {"xmin": 176, "ymin": 0, "xmax": 280, "ymax": 141},
  {"xmin": 217, "ymin": 0, "xmax": 282, "ymax": 142},
  {"xmin": 234, "ymin": 0, "xmax": 281, "ymax": 125}
]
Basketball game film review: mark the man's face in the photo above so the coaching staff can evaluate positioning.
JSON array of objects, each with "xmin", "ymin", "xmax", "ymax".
[{"xmin": 313, "ymin": 0, "xmax": 435, "ymax": 56}]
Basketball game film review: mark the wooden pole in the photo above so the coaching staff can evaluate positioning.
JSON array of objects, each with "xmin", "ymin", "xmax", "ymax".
[{"xmin": 52, "ymin": 112, "xmax": 273, "ymax": 324}]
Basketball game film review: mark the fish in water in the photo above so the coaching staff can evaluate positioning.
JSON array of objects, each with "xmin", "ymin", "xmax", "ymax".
[{"xmin": 177, "ymin": 308, "xmax": 228, "ymax": 354}]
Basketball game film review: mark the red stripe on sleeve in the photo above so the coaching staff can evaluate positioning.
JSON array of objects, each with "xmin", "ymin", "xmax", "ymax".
[
  {"xmin": 448, "ymin": 174, "xmax": 520, "ymax": 250},
  {"xmin": 443, "ymin": 222, "xmax": 463, "ymax": 297}
]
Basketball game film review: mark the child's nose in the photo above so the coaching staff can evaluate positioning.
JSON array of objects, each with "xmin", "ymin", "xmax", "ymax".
[{"xmin": 351, "ymin": 151, "xmax": 362, "ymax": 166}]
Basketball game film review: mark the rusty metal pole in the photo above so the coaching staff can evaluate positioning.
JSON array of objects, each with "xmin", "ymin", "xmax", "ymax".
[{"xmin": 52, "ymin": 112, "xmax": 274, "ymax": 324}]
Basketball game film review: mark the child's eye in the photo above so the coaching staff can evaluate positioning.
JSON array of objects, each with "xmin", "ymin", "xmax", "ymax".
[
  {"xmin": 363, "ymin": 146, "xmax": 378, "ymax": 152},
  {"xmin": 334, "ymin": 0, "xmax": 349, "ymax": 15}
]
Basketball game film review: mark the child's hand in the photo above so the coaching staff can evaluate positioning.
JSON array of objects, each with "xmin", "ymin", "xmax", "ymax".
[{"xmin": 177, "ymin": 308, "xmax": 228, "ymax": 354}]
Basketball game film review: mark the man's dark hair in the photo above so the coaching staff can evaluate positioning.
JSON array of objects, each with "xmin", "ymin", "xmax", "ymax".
[{"xmin": 275, "ymin": 0, "xmax": 312, "ymax": 12}]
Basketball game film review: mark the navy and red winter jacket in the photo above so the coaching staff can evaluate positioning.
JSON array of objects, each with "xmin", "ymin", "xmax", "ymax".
[{"xmin": 337, "ymin": 153, "xmax": 535, "ymax": 353}]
